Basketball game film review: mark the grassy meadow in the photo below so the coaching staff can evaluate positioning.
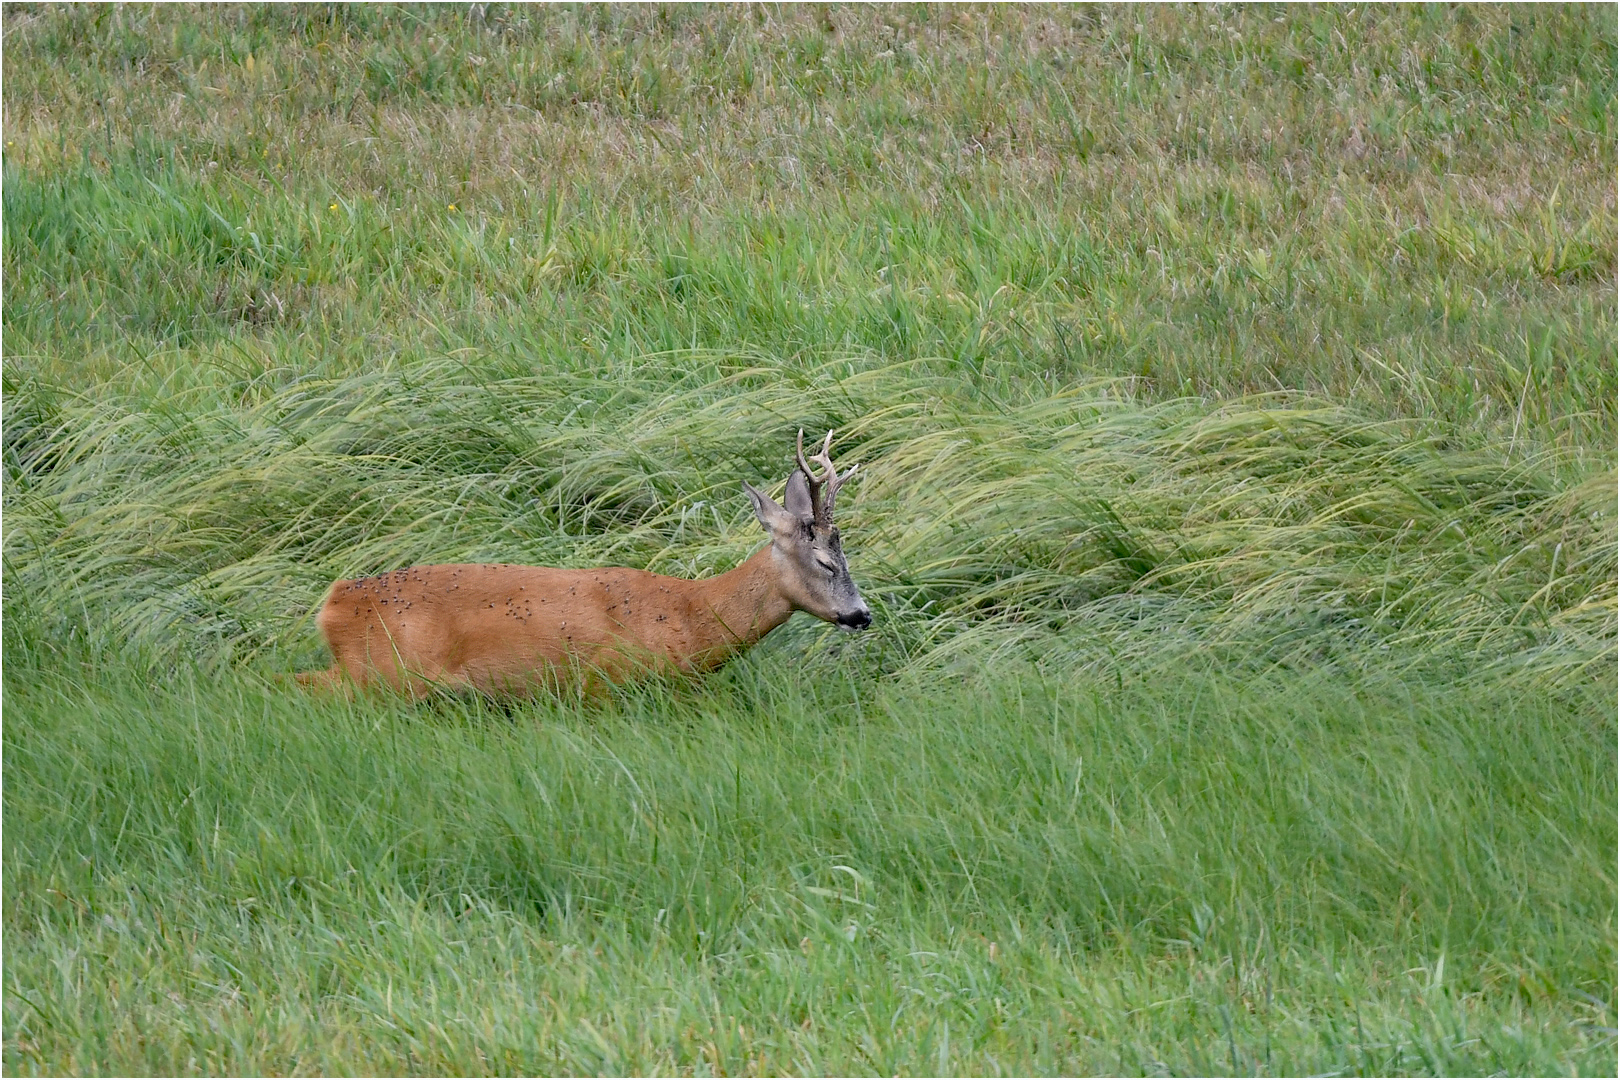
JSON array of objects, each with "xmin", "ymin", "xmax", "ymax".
[{"xmin": 3, "ymin": 4, "xmax": 1616, "ymax": 1074}]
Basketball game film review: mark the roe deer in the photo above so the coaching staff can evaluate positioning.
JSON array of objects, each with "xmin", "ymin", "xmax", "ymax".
[{"xmin": 298, "ymin": 431, "xmax": 870, "ymax": 696}]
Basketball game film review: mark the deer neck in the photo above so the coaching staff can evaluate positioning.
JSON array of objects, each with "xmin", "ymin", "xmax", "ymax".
[{"xmin": 687, "ymin": 545, "xmax": 795, "ymax": 668}]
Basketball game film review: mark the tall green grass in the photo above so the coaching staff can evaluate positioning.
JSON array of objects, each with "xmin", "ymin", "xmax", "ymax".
[
  {"xmin": 4, "ymin": 5, "xmax": 1616, "ymax": 1075},
  {"xmin": 5, "ymin": 658, "xmax": 1614, "ymax": 1074}
]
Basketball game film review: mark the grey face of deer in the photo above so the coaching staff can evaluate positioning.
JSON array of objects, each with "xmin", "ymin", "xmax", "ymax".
[{"xmin": 744, "ymin": 468, "xmax": 871, "ymax": 630}]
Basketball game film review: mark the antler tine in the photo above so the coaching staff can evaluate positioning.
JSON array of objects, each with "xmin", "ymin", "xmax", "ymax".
[
  {"xmin": 810, "ymin": 429, "xmax": 857, "ymax": 524},
  {"xmin": 795, "ymin": 428, "xmax": 826, "ymax": 521},
  {"xmin": 805, "ymin": 429, "xmax": 834, "ymax": 471}
]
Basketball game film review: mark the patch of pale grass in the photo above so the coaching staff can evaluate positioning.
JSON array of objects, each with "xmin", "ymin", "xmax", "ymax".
[{"xmin": 5, "ymin": 355, "xmax": 1612, "ymax": 690}]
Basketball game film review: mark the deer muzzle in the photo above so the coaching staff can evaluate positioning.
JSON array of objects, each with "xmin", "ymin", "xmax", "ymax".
[{"xmin": 836, "ymin": 605, "xmax": 872, "ymax": 631}]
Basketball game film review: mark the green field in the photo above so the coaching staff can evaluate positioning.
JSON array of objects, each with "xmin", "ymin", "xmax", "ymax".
[{"xmin": 3, "ymin": 5, "xmax": 1615, "ymax": 1074}]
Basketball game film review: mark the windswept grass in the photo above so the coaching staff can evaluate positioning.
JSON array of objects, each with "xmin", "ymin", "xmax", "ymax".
[
  {"xmin": 4, "ymin": 5, "xmax": 1616, "ymax": 1076},
  {"xmin": 5, "ymin": 356, "xmax": 1614, "ymax": 687}
]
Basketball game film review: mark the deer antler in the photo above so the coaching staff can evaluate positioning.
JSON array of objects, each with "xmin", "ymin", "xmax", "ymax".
[{"xmin": 795, "ymin": 429, "xmax": 858, "ymax": 526}]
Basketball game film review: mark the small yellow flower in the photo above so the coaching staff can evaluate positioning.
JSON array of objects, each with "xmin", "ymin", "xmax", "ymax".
[
  {"xmin": 329, "ymin": 203, "xmax": 338, "ymax": 211},
  {"xmin": 448, "ymin": 203, "xmax": 457, "ymax": 211}
]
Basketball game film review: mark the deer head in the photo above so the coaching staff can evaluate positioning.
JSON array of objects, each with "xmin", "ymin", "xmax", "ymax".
[{"xmin": 742, "ymin": 430, "xmax": 872, "ymax": 630}]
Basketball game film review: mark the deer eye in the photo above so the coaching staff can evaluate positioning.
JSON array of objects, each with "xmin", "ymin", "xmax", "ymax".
[{"xmin": 815, "ymin": 556, "xmax": 838, "ymax": 577}]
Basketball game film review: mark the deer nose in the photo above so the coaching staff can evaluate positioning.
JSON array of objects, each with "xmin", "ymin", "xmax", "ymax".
[{"xmin": 837, "ymin": 607, "xmax": 872, "ymax": 630}]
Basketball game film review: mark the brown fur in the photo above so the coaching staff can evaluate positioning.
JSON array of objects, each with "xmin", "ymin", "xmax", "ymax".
[
  {"xmin": 300, "ymin": 433, "xmax": 871, "ymax": 698},
  {"xmin": 301, "ymin": 547, "xmax": 798, "ymax": 697}
]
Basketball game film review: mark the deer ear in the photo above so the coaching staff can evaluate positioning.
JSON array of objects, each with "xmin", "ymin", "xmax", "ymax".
[
  {"xmin": 783, "ymin": 469, "xmax": 815, "ymax": 520},
  {"xmin": 743, "ymin": 481, "xmax": 794, "ymax": 535}
]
